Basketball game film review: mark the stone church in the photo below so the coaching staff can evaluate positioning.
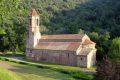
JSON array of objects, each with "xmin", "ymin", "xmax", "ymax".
[{"xmin": 26, "ymin": 9, "xmax": 97, "ymax": 68}]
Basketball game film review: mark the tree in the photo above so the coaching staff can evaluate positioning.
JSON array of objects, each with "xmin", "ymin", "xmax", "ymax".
[
  {"xmin": 0, "ymin": 28, "xmax": 6, "ymax": 51},
  {"xmin": 109, "ymin": 38, "xmax": 120, "ymax": 63},
  {"xmin": 89, "ymin": 32, "xmax": 110, "ymax": 61},
  {"xmin": 78, "ymin": 29, "xmax": 85, "ymax": 34},
  {"xmin": 89, "ymin": 32, "xmax": 99, "ymax": 42},
  {"xmin": 94, "ymin": 56, "xmax": 115, "ymax": 80},
  {"xmin": 113, "ymin": 63, "xmax": 120, "ymax": 80},
  {"xmin": 0, "ymin": 28, "xmax": 6, "ymax": 35}
]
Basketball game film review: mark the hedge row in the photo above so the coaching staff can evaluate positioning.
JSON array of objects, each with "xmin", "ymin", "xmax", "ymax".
[
  {"xmin": 0, "ymin": 57, "xmax": 93, "ymax": 80},
  {"xmin": 0, "ymin": 54, "xmax": 25, "ymax": 57}
]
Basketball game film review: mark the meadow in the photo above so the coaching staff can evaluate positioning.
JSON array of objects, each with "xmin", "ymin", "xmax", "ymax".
[
  {"xmin": 0, "ymin": 67, "xmax": 21, "ymax": 80},
  {"xmin": 0, "ymin": 57, "xmax": 95, "ymax": 80}
]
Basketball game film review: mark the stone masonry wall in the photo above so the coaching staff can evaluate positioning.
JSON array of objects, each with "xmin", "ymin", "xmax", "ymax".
[
  {"xmin": 87, "ymin": 49, "xmax": 96, "ymax": 68},
  {"xmin": 26, "ymin": 49, "xmax": 77, "ymax": 66},
  {"xmin": 77, "ymin": 56, "xmax": 87, "ymax": 67}
]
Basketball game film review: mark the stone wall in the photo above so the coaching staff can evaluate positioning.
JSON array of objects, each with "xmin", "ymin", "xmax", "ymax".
[
  {"xmin": 83, "ymin": 44, "xmax": 95, "ymax": 49},
  {"xmin": 26, "ymin": 49, "xmax": 77, "ymax": 66},
  {"xmin": 77, "ymin": 56, "xmax": 87, "ymax": 67},
  {"xmin": 87, "ymin": 49, "xmax": 96, "ymax": 68}
]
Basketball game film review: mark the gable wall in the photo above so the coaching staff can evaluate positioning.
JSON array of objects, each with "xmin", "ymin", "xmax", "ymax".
[
  {"xmin": 82, "ymin": 34, "xmax": 90, "ymax": 43},
  {"xmin": 83, "ymin": 44, "xmax": 96, "ymax": 49}
]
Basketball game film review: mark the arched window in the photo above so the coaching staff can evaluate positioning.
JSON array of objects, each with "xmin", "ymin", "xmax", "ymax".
[{"xmin": 36, "ymin": 18, "xmax": 39, "ymax": 26}]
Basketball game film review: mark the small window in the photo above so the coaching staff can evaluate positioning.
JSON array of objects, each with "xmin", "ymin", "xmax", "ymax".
[
  {"xmin": 68, "ymin": 53, "xmax": 69, "ymax": 57},
  {"xmin": 30, "ymin": 49, "xmax": 32, "ymax": 53},
  {"xmin": 80, "ymin": 58, "xmax": 83, "ymax": 60}
]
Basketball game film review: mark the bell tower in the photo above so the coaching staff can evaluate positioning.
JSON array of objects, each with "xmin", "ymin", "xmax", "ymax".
[{"xmin": 27, "ymin": 9, "xmax": 41, "ymax": 48}]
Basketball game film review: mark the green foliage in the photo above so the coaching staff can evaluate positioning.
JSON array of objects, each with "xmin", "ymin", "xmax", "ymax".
[
  {"xmin": 109, "ymin": 38, "xmax": 120, "ymax": 63},
  {"xmin": 89, "ymin": 32, "xmax": 99, "ymax": 41},
  {"xmin": 0, "ymin": 28, "xmax": 5, "ymax": 34},
  {"xmin": 89, "ymin": 32, "xmax": 111, "ymax": 60},
  {"xmin": 78, "ymin": 29, "xmax": 85, "ymax": 34}
]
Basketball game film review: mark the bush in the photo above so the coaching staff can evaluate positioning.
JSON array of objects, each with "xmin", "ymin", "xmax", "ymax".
[
  {"xmin": 0, "ymin": 57, "xmax": 4, "ymax": 60},
  {"xmin": 18, "ymin": 61, "xmax": 28, "ymax": 65},
  {"xmin": 4, "ymin": 58, "xmax": 9, "ymax": 61},
  {"xmin": 72, "ymin": 72, "xmax": 84, "ymax": 79},
  {"xmin": 9, "ymin": 60, "xmax": 17, "ymax": 63},
  {"xmin": 36, "ymin": 65, "xmax": 45, "ymax": 68},
  {"xmin": 59, "ymin": 69, "xmax": 71, "ymax": 74}
]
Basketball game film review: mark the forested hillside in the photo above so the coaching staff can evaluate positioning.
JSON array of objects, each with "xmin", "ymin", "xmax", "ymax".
[{"xmin": 0, "ymin": 0, "xmax": 120, "ymax": 60}]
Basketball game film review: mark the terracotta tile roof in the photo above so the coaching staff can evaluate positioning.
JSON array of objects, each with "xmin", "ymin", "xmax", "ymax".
[
  {"xmin": 41, "ymin": 34, "xmax": 85, "ymax": 40},
  {"xmin": 83, "ymin": 39, "xmax": 95, "ymax": 45},
  {"xmin": 78, "ymin": 48, "xmax": 93, "ymax": 56},
  {"xmin": 35, "ymin": 42, "xmax": 81, "ymax": 51},
  {"xmin": 31, "ymin": 9, "xmax": 39, "ymax": 16},
  {"xmin": 39, "ymin": 39, "xmax": 82, "ymax": 42}
]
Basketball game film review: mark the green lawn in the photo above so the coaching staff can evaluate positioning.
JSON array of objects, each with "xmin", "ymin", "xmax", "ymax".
[
  {"xmin": 0, "ymin": 61, "xmax": 75, "ymax": 80},
  {"xmin": 0, "ymin": 67, "xmax": 21, "ymax": 80},
  {"xmin": 0, "ymin": 57, "xmax": 95, "ymax": 80}
]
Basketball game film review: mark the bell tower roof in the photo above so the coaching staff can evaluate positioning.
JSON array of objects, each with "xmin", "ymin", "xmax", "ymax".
[{"xmin": 30, "ymin": 9, "xmax": 39, "ymax": 16}]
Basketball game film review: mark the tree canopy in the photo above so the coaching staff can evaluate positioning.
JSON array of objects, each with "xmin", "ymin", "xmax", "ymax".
[{"xmin": 109, "ymin": 38, "xmax": 120, "ymax": 63}]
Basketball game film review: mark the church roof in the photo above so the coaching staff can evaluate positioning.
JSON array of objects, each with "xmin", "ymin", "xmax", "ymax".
[
  {"xmin": 41, "ymin": 34, "xmax": 85, "ymax": 40},
  {"xmin": 35, "ymin": 42, "xmax": 81, "ymax": 51},
  {"xmin": 34, "ymin": 34, "xmax": 95, "ymax": 52},
  {"xmin": 30, "ymin": 9, "xmax": 39, "ymax": 16}
]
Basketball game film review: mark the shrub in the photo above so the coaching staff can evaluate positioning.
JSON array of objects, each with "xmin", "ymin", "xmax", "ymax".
[
  {"xmin": 36, "ymin": 65, "xmax": 45, "ymax": 68},
  {"xmin": 59, "ymin": 69, "xmax": 70, "ymax": 74},
  {"xmin": 4, "ymin": 58, "xmax": 9, "ymax": 61},
  {"xmin": 9, "ymin": 60, "xmax": 17, "ymax": 63},
  {"xmin": 18, "ymin": 61, "xmax": 27, "ymax": 65}
]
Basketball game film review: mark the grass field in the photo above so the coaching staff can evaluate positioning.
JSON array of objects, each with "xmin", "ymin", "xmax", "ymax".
[
  {"xmin": 0, "ymin": 67, "xmax": 21, "ymax": 80},
  {"xmin": 0, "ymin": 56, "xmax": 95, "ymax": 80},
  {"xmin": 0, "ymin": 61, "xmax": 76, "ymax": 80}
]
